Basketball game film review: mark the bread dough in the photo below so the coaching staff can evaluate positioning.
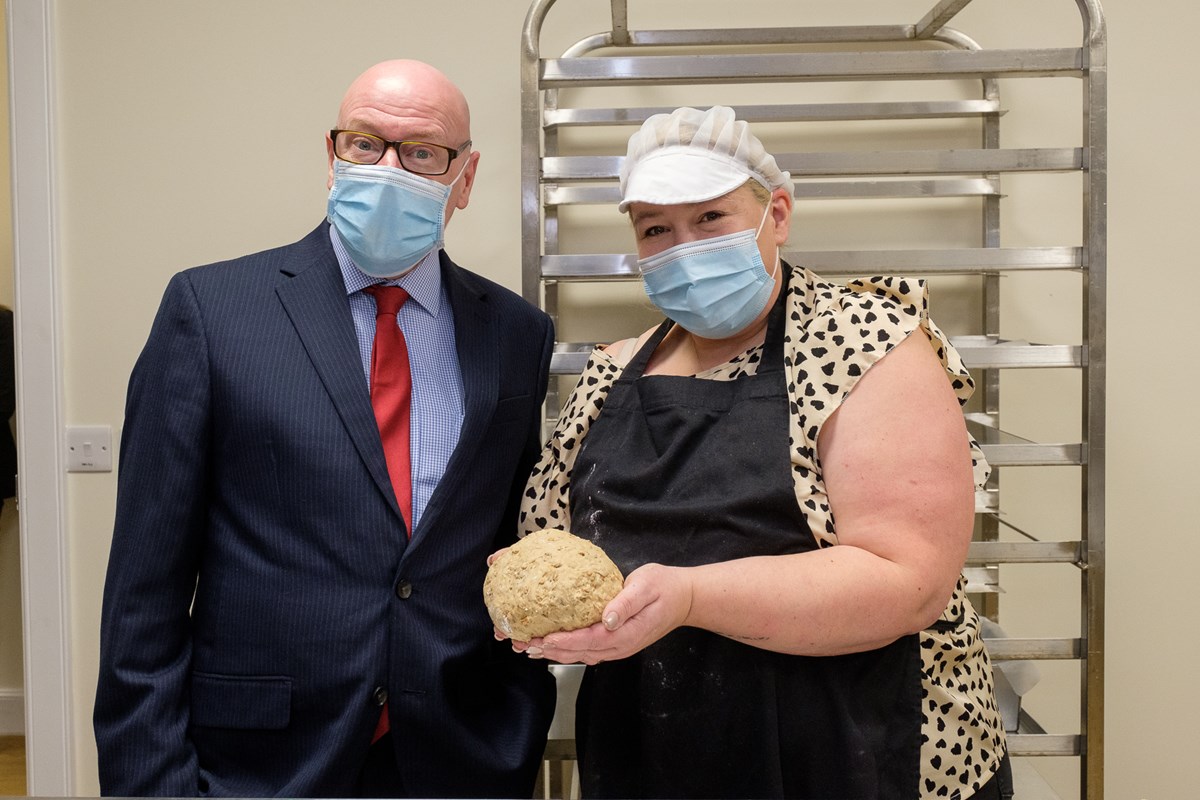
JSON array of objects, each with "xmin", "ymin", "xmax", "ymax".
[{"xmin": 484, "ymin": 528, "xmax": 624, "ymax": 642}]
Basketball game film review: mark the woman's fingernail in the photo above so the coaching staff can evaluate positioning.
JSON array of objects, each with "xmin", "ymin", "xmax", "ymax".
[
  {"xmin": 604, "ymin": 612, "xmax": 619, "ymax": 630},
  {"xmin": 525, "ymin": 646, "xmax": 543, "ymax": 658}
]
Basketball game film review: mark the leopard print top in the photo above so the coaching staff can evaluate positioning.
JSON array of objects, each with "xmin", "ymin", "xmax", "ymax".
[{"xmin": 520, "ymin": 267, "xmax": 1007, "ymax": 798}]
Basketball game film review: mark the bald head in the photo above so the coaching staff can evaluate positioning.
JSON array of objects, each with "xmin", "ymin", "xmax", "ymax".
[{"xmin": 337, "ymin": 59, "xmax": 471, "ymax": 146}]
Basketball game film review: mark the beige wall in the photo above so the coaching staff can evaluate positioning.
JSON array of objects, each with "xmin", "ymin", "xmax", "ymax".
[{"xmin": 11, "ymin": 0, "xmax": 1190, "ymax": 796}]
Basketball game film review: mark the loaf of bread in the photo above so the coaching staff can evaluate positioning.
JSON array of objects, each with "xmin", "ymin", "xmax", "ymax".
[{"xmin": 484, "ymin": 528, "xmax": 624, "ymax": 642}]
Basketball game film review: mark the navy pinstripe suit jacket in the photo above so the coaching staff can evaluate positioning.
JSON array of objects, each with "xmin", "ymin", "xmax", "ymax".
[{"xmin": 94, "ymin": 222, "xmax": 557, "ymax": 797}]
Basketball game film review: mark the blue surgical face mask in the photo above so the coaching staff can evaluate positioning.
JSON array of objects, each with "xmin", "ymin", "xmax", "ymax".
[
  {"xmin": 327, "ymin": 159, "xmax": 467, "ymax": 278},
  {"xmin": 637, "ymin": 204, "xmax": 779, "ymax": 339}
]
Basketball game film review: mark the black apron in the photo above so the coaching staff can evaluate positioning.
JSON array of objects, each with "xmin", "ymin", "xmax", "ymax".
[{"xmin": 570, "ymin": 270, "xmax": 923, "ymax": 799}]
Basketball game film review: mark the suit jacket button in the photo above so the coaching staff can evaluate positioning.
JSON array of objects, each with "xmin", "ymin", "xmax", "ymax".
[
  {"xmin": 373, "ymin": 686, "xmax": 388, "ymax": 707},
  {"xmin": 395, "ymin": 580, "xmax": 413, "ymax": 599}
]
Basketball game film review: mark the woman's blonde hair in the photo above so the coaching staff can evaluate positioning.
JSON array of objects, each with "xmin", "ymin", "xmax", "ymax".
[{"xmin": 744, "ymin": 178, "xmax": 772, "ymax": 206}]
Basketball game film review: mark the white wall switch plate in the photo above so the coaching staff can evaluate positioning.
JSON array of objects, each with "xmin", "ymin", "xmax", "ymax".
[{"xmin": 66, "ymin": 425, "xmax": 113, "ymax": 472}]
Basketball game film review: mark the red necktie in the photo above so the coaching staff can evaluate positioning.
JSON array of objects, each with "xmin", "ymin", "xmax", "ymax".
[
  {"xmin": 364, "ymin": 285, "xmax": 414, "ymax": 536},
  {"xmin": 364, "ymin": 285, "xmax": 412, "ymax": 745}
]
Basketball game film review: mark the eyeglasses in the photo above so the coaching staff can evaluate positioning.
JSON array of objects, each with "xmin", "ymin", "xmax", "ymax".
[{"xmin": 330, "ymin": 130, "xmax": 471, "ymax": 176}]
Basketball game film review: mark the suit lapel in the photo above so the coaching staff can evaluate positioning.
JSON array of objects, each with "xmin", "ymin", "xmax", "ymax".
[
  {"xmin": 405, "ymin": 253, "xmax": 498, "ymax": 551},
  {"xmin": 273, "ymin": 226, "xmax": 399, "ymax": 520}
]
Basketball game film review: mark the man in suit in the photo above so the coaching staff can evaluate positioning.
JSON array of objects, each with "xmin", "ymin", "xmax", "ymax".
[{"xmin": 94, "ymin": 59, "xmax": 556, "ymax": 798}]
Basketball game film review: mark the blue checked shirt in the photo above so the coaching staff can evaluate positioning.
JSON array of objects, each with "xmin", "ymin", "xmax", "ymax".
[{"xmin": 332, "ymin": 227, "xmax": 464, "ymax": 534}]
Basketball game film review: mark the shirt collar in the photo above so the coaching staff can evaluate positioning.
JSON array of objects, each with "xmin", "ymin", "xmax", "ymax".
[{"xmin": 331, "ymin": 225, "xmax": 444, "ymax": 316}]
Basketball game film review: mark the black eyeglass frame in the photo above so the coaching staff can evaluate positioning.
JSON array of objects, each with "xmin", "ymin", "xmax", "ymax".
[{"xmin": 330, "ymin": 129, "xmax": 472, "ymax": 176}]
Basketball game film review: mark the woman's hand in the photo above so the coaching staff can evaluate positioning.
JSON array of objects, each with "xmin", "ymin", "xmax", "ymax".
[
  {"xmin": 518, "ymin": 562, "xmax": 694, "ymax": 665},
  {"xmin": 486, "ymin": 546, "xmax": 509, "ymax": 568}
]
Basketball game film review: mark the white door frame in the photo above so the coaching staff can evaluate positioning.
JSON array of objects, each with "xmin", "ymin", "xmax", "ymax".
[{"xmin": 8, "ymin": 0, "xmax": 75, "ymax": 793}]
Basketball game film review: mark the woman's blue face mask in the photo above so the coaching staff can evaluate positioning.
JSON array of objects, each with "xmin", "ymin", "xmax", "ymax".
[{"xmin": 637, "ymin": 203, "xmax": 778, "ymax": 340}]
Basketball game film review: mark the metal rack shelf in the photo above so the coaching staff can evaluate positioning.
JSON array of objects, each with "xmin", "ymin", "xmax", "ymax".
[
  {"xmin": 522, "ymin": 1, "xmax": 1106, "ymax": 796},
  {"xmin": 552, "ymin": 335, "xmax": 1081, "ymax": 374},
  {"xmin": 539, "ymin": 248, "xmax": 1083, "ymax": 286}
]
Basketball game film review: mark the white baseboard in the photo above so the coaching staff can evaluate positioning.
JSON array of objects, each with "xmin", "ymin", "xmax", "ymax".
[{"xmin": 0, "ymin": 688, "xmax": 24, "ymax": 735}]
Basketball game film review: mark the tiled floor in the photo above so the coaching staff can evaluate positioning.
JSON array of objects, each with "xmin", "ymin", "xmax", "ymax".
[{"xmin": 0, "ymin": 736, "xmax": 26, "ymax": 795}]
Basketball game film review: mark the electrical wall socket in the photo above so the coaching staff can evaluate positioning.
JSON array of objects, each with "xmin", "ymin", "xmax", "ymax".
[{"xmin": 66, "ymin": 425, "xmax": 113, "ymax": 472}]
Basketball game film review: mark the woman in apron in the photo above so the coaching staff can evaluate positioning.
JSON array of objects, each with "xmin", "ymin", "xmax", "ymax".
[{"xmin": 513, "ymin": 106, "xmax": 1011, "ymax": 800}]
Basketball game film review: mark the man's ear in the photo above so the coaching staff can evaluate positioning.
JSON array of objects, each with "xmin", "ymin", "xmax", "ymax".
[
  {"xmin": 454, "ymin": 150, "xmax": 481, "ymax": 211},
  {"xmin": 326, "ymin": 133, "xmax": 337, "ymax": 190}
]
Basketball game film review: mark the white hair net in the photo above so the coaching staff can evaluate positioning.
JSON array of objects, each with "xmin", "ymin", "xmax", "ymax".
[{"xmin": 618, "ymin": 105, "xmax": 794, "ymax": 212}]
